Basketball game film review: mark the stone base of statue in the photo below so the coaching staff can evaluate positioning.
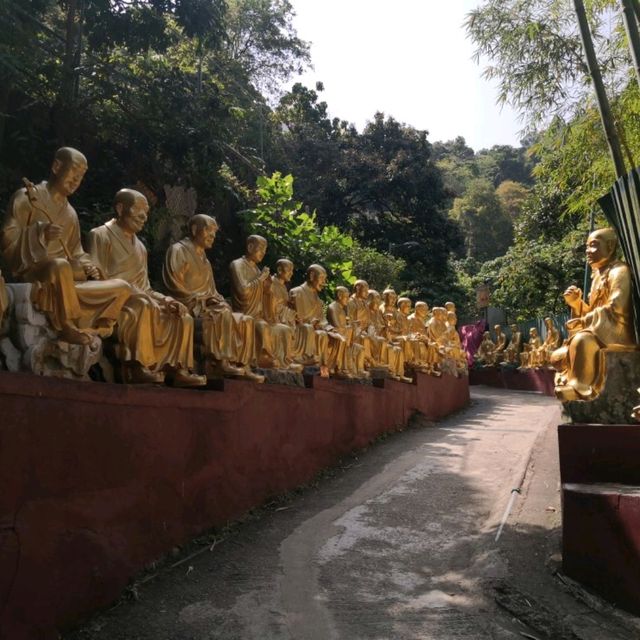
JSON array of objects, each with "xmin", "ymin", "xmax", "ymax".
[
  {"xmin": 560, "ymin": 349, "xmax": 640, "ymax": 424},
  {"xmin": 559, "ymin": 422, "xmax": 640, "ymax": 616},
  {"xmin": 0, "ymin": 283, "xmax": 102, "ymax": 380},
  {"xmin": 254, "ymin": 366, "xmax": 305, "ymax": 388}
]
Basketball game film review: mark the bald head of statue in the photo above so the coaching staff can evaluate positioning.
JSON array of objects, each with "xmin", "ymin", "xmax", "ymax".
[
  {"xmin": 113, "ymin": 188, "xmax": 149, "ymax": 236},
  {"xmin": 586, "ymin": 228, "xmax": 619, "ymax": 270},
  {"xmin": 49, "ymin": 147, "xmax": 88, "ymax": 197}
]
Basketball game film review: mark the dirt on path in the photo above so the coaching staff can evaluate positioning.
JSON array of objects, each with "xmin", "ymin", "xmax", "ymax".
[{"xmin": 67, "ymin": 388, "xmax": 640, "ymax": 640}]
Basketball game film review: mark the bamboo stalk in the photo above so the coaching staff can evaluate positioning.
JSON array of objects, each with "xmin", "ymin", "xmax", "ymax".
[{"xmin": 573, "ymin": 0, "xmax": 627, "ymax": 178}]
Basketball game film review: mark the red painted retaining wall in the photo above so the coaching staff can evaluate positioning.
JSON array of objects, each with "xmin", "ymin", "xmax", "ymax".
[
  {"xmin": 469, "ymin": 366, "xmax": 555, "ymax": 396},
  {"xmin": 558, "ymin": 423, "xmax": 640, "ymax": 615},
  {"xmin": 0, "ymin": 370, "xmax": 469, "ymax": 639}
]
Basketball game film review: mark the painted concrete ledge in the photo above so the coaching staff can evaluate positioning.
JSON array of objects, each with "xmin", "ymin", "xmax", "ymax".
[
  {"xmin": 469, "ymin": 366, "xmax": 555, "ymax": 396},
  {"xmin": 0, "ymin": 370, "xmax": 469, "ymax": 639},
  {"xmin": 558, "ymin": 423, "xmax": 640, "ymax": 616}
]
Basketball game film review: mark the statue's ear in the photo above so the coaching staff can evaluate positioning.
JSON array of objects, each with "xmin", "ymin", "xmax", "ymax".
[
  {"xmin": 51, "ymin": 158, "xmax": 63, "ymax": 177},
  {"xmin": 190, "ymin": 223, "xmax": 197, "ymax": 238},
  {"xmin": 114, "ymin": 201, "xmax": 124, "ymax": 218}
]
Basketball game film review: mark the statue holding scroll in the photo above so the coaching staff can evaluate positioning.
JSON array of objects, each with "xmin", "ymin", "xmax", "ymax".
[
  {"xmin": 163, "ymin": 214, "xmax": 263, "ymax": 382},
  {"xmin": 1, "ymin": 147, "xmax": 132, "ymax": 345},
  {"xmin": 551, "ymin": 228, "xmax": 637, "ymax": 401},
  {"xmin": 88, "ymin": 189, "xmax": 206, "ymax": 387}
]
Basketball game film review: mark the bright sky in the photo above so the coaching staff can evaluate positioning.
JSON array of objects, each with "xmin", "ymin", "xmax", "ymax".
[{"xmin": 287, "ymin": 0, "xmax": 523, "ymax": 151}]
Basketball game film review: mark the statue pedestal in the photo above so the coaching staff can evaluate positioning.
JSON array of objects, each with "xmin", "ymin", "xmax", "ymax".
[
  {"xmin": 1, "ymin": 283, "xmax": 102, "ymax": 379},
  {"xmin": 561, "ymin": 349, "xmax": 640, "ymax": 424},
  {"xmin": 559, "ymin": 423, "xmax": 640, "ymax": 615}
]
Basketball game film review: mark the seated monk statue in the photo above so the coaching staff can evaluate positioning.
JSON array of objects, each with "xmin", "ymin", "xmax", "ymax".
[
  {"xmin": 229, "ymin": 235, "xmax": 296, "ymax": 370},
  {"xmin": 397, "ymin": 297, "xmax": 430, "ymax": 371},
  {"xmin": 380, "ymin": 287, "xmax": 399, "ymax": 322},
  {"xmin": 327, "ymin": 286, "xmax": 366, "ymax": 377},
  {"xmin": 87, "ymin": 189, "xmax": 206, "ymax": 387},
  {"xmin": 446, "ymin": 310, "xmax": 468, "ymax": 373},
  {"xmin": 520, "ymin": 327, "xmax": 542, "ymax": 369},
  {"xmin": 426, "ymin": 306, "xmax": 449, "ymax": 374},
  {"xmin": 0, "ymin": 147, "xmax": 133, "ymax": 345},
  {"xmin": 268, "ymin": 258, "xmax": 319, "ymax": 366},
  {"xmin": 551, "ymin": 228, "xmax": 637, "ymax": 401},
  {"xmin": 162, "ymin": 214, "xmax": 263, "ymax": 382},
  {"xmin": 410, "ymin": 301, "xmax": 441, "ymax": 374},
  {"xmin": 539, "ymin": 316, "xmax": 561, "ymax": 367},
  {"xmin": 367, "ymin": 289, "xmax": 406, "ymax": 380},
  {"xmin": 347, "ymin": 279, "xmax": 386, "ymax": 369},
  {"xmin": 504, "ymin": 324, "xmax": 522, "ymax": 364},
  {"xmin": 409, "ymin": 301, "xmax": 429, "ymax": 332},
  {"xmin": 290, "ymin": 264, "xmax": 349, "ymax": 377},
  {"xmin": 494, "ymin": 325, "xmax": 507, "ymax": 362},
  {"xmin": 475, "ymin": 331, "xmax": 496, "ymax": 366}
]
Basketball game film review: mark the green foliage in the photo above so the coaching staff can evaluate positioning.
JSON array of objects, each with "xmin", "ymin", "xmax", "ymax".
[
  {"xmin": 450, "ymin": 179, "xmax": 514, "ymax": 261},
  {"xmin": 242, "ymin": 172, "xmax": 364, "ymax": 293},
  {"xmin": 466, "ymin": 0, "xmax": 625, "ymax": 129}
]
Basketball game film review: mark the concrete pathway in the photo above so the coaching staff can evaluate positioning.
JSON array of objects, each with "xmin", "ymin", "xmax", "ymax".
[{"xmin": 68, "ymin": 388, "xmax": 640, "ymax": 640}]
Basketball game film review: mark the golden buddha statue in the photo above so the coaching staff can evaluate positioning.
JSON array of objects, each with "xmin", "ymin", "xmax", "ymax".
[
  {"xmin": 426, "ymin": 306, "xmax": 449, "ymax": 374},
  {"xmin": 1, "ymin": 147, "xmax": 132, "ymax": 345},
  {"xmin": 163, "ymin": 214, "xmax": 263, "ymax": 382},
  {"xmin": 380, "ymin": 287, "xmax": 400, "ymax": 324},
  {"xmin": 348, "ymin": 279, "xmax": 386, "ymax": 368},
  {"xmin": 551, "ymin": 228, "xmax": 637, "ymax": 401},
  {"xmin": 494, "ymin": 324, "xmax": 507, "ymax": 362},
  {"xmin": 539, "ymin": 317, "xmax": 561, "ymax": 367},
  {"xmin": 504, "ymin": 324, "xmax": 522, "ymax": 365},
  {"xmin": 520, "ymin": 327, "xmax": 542, "ymax": 369},
  {"xmin": 269, "ymin": 258, "xmax": 319, "ymax": 367},
  {"xmin": 289, "ymin": 264, "xmax": 348, "ymax": 377},
  {"xmin": 409, "ymin": 301, "xmax": 429, "ymax": 332},
  {"xmin": 87, "ymin": 189, "xmax": 206, "ymax": 387},
  {"xmin": 396, "ymin": 297, "xmax": 428, "ymax": 371},
  {"xmin": 229, "ymin": 235, "xmax": 294, "ymax": 369},
  {"xmin": 446, "ymin": 310, "xmax": 468, "ymax": 372},
  {"xmin": 327, "ymin": 286, "xmax": 366, "ymax": 377},
  {"xmin": 475, "ymin": 331, "xmax": 496, "ymax": 366},
  {"xmin": 367, "ymin": 289, "xmax": 406, "ymax": 380}
]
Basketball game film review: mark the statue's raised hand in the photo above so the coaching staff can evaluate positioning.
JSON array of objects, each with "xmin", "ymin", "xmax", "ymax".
[{"xmin": 563, "ymin": 285, "xmax": 582, "ymax": 307}]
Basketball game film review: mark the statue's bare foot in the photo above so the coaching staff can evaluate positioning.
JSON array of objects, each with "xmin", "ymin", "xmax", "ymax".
[{"xmin": 59, "ymin": 323, "xmax": 92, "ymax": 346}]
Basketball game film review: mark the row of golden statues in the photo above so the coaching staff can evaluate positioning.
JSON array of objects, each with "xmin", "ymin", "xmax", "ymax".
[
  {"xmin": 475, "ymin": 318, "xmax": 562, "ymax": 368},
  {"xmin": 474, "ymin": 227, "xmax": 638, "ymax": 403},
  {"xmin": 0, "ymin": 147, "xmax": 467, "ymax": 387}
]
